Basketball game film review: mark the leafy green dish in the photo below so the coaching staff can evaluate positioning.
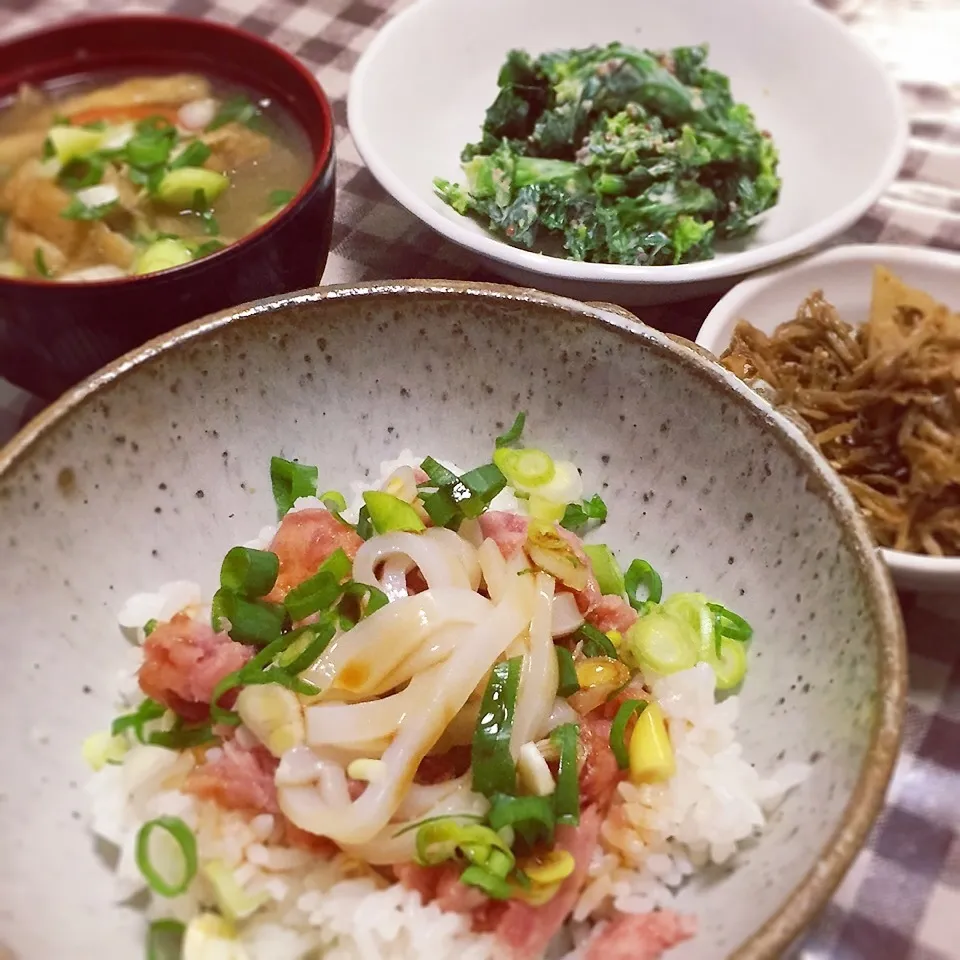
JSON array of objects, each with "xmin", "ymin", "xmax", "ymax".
[{"xmin": 434, "ymin": 43, "xmax": 782, "ymax": 266}]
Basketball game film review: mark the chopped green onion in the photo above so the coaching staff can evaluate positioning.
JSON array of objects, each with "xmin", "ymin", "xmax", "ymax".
[
  {"xmin": 146, "ymin": 918, "xmax": 185, "ymax": 960},
  {"xmin": 624, "ymin": 559, "xmax": 663, "ymax": 611},
  {"xmin": 169, "ymin": 140, "xmax": 212, "ymax": 170},
  {"xmin": 487, "ymin": 792, "xmax": 555, "ymax": 846},
  {"xmin": 34, "ymin": 247, "xmax": 51, "ymax": 277},
  {"xmin": 268, "ymin": 188, "xmax": 296, "ymax": 209},
  {"xmin": 623, "ymin": 612, "xmax": 698, "ymax": 675},
  {"xmin": 211, "ymin": 622, "xmax": 332, "ymax": 724},
  {"xmin": 111, "ymin": 698, "xmax": 166, "ymax": 742},
  {"xmin": 708, "ymin": 603, "xmax": 754, "ymax": 643},
  {"xmin": 220, "ymin": 546, "xmax": 279, "ymax": 598},
  {"xmin": 420, "ymin": 488, "xmax": 460, "ymax": 529},
  {"xmin": 471, "ymin": 656, "xmax": 522, "ymax": 798},
  {"xmin": 493, "ymin": 447, "xmax": 555, "ymax": 489},
  {"xmin": 577, "ymin": 623, "xmax": 619, "ymax": 659},
  {"xmin": 210, "ymin": 670, "xmax": 245, "ymax": 725},
  {"xmin": 355, "ymin": 505, "xmax": 373, "ymax": 540},
  {"xmin": 212, "ymin": 660, "xmax": 319, "ymax": 725},
  {"xmin": 338, "ymin": 581, "xmax": 389, "ymax": 629},
  {"xmin": 415, "ymin": 819, "xmax": 511, "ymax": 867},
  {"xmin": 318, "ymin": 489, "xmax": 348, "ymax": 512},
  {"xmin": 135, "ymin": 816, "xmax": 198, "ymax": 897},
  {"xmin": 275, "ymin": 620, "xmax": 336, "ymax": 674},
  {"xmin": 528, "ymin": 495, "xmax": 566, "ymax": 523},
  {"xmin": 419, "ymin": 456, "xmax": 459, "ymax": 488},
  {"xmin": 82, "ymin": 730, "xmax": 127, "ymax": 770},
  {"xmin": 211, "ymin": 589, "xmax": 286, "ymax": 646},
  {"xmin": 560, "ymin": 494, "xmax": 608, "ymax": 532},
  {"xmin": 392, "ymin": 812, "xmax": 485, "ymax": 839},
  {"xmin": 419, "ymin": 459, "xmax": 506, "ymax": 527},
  {"xmin": 143, "ymin": 618, "xmax": 159, "ymax": 636},
  {"xmin": 460, "ymin": 864, "xmax": 513, "ymax": 899},
  {"xmin": 610, "ymin": 699, "xmax": 648, "ymax": 769},
  {"xmin": 362, "ymin": 491, "xmax": 426, "ymax": 535},
  {"xmin": 495, "ymin": 411, "xmax": 526, "ymax": 448},
  {"xmin": 555, "ymin": 647, "xmax": 580, "ymax": 697},
  {"xmin": 126, "ymin": 135, "xmax": 174, "ymax": 168},
  {"xmin": 199, "ymin": 207, "xmax": 219, "ymax": 236},
  {"xmin": 213, "ymin": 667, "xmax": 313, "ymax": 723},
  {"xmin": 269, "ymin": 456, "xmax": 318, "ymax": 518},
  {"xmin": 147, "ymin": 719, "xmax": 217, "ymax": 750},
  {"xmin": 58, "ymin": 156, "xmax": 105, "ymax": 190},
  {"xmin": 458, "ymin": 463, "xmax": 507, "ymax": 513},
  {"xmin": 61, "ymin": 195, "xmax": 117, "ymax": 221},
  {"xmin": 240, "ymin": 629, "xmax": 299, "ymax": 675},
  {"xmin": 484, "ymin": 846, "xmax": 515, "ymax": 879},
  {"xmin": 191, "ymin": 238, "xmax": 225, "ymax": 259},
  {"xmin": 264, "ymin": 668, "xmax": 319, "ymax": 698},
  {"xmin": 706, "ymin": 635, "xmax": 748, "ymax": 690},
  {"xmin": 207, "ymin": 95, "xmax": 262, "ymax": 132},
  {"xmin": 282, "ymin": 548, "xmax": 351, "ymax": 621},
  {"xmin": 127, "ymin": 165, "xmax": 166, "ymax": 193},
  {"xmin": 550, "ymin": 722, "xmax": 581, "ymax": 825},
  {"xmin": 582, "ymin": 544, "xmax": 625, "ymax": 596},
  {"xmin": 123, "ymin": 119, "xmax": 177, "ymax": 169}
]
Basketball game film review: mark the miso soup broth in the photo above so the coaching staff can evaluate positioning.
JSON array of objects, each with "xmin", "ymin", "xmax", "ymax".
[{"xmin": 0, "ymin": 72, "xmax": 313, "ymax": 282}]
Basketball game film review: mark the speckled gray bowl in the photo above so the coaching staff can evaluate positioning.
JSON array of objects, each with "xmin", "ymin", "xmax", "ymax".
[{"xmin": 0, "ymin": 281, "xmax": 906, "ymax": 960}]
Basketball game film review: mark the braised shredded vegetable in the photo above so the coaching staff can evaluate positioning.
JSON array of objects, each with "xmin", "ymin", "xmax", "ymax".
[{"xmin": 720, "ymin": 267, "xmax": 960, "ymax": 556}]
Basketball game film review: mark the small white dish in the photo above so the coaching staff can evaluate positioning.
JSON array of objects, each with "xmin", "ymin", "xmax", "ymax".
[
  {"xmin": 349, "ymin": 0, "xmax": 907, "ymax": 305},
  {"xmin": 696, "ymin": 243, "xmax": 960, "ymax": 594}
]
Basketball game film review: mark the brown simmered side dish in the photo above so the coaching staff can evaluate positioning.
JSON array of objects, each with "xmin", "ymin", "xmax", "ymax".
[
  {"xmin": 721, "ymin": 267, "xmax": 960, "ymax": 557},
  {"xmin": 0, "ymin": 73, "xmax": 311, "ymax": 282}
]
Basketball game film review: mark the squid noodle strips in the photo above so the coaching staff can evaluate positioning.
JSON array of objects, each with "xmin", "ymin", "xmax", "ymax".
[
  {"xmin": 511, "ymin": 572, "xmax": 559, "ymax": 752},
  {"xmin": 279, "ymin": 510, "xmax": 583, "ymax": 848},
  {"xmin": 278, "ymin": 569, "xmax": 537, "ymax": 844}
]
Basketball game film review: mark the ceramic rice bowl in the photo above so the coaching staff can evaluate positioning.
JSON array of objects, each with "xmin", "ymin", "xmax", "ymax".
[{"xmin": 0, "ymin": 281, "xmax": 905, "ymax": 959}]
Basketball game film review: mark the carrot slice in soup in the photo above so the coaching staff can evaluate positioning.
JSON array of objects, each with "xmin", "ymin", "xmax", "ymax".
[{"xmin": 66, "ymin": 103, "xmax": 182, "ymax": 127}]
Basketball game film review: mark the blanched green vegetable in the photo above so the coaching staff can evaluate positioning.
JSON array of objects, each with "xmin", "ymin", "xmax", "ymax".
[
  {"xmin": 156, "ymin": 167, "xmax": 229, "ymax": 207},
  {"xmin": 133, "ymin": 238, "xmax": 193, "ymax": 275},
  {"xmin": 435, "ymin": 42, "xmax": 781, "ymax": 266},
  {"xmin": 48, "ymin": 125, "xmax": 104, "ymax": 165}
]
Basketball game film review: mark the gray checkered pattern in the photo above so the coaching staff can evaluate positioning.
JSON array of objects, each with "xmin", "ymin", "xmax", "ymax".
[{"xmin": 1, "ymin": 2, "xmax": 959, "ymax": 956}]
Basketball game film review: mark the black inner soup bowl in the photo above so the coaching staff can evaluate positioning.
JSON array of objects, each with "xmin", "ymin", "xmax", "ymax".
[{"xmin": 0, "ymin": 14, "xmax": 336, "ymax": 400}]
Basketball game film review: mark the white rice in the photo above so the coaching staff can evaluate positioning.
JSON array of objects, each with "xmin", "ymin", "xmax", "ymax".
[
  {"xmin": 576, "ymin": 665, "xmax": 810, "ymax": 921},
  {"xmin": 91, "ymin": 454, "xmax": 808, "ymax": 958}
]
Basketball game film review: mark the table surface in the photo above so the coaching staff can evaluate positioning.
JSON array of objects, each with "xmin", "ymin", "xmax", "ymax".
[{"xmin": 1, "ymin": 1, "xmax": 958, "ymax": 957}]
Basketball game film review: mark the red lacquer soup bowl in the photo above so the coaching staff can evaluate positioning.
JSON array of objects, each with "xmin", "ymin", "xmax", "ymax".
[{"xmin": 0, "ymin": 15, "xmax": 336, "ymax": 399}]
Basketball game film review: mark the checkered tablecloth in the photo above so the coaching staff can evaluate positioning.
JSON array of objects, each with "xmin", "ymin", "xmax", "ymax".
[{"xmin": 1, "ymin": 1, "xmax": 958, "ymax": 957}]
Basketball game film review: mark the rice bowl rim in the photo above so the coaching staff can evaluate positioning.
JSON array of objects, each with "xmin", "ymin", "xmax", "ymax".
[{"xmin": 0, "ymin": 279, "xmax": 907, "ymax": 960}]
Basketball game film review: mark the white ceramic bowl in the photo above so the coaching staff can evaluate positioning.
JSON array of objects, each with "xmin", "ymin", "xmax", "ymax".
[
  {"xmin": 696, "ymin": 243, "xmax": 960, "ymax": 594},
  {"xmin": 348, "ymin": 0, "xmax": 907, "ymax": 305}
]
